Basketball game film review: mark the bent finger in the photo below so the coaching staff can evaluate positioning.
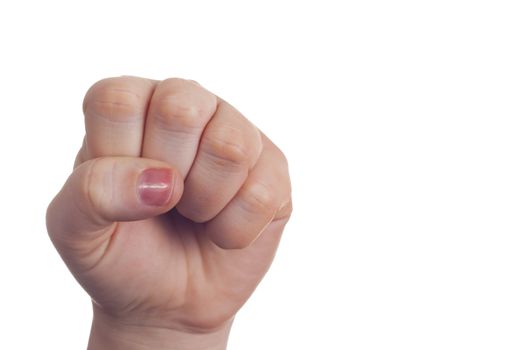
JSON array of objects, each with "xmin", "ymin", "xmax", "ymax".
[
  {"xmin": 83, "ymin": 76, "xmax": 157, "ymax": 159},
  {"xmin": 176, "ymin": 99, "xmax": 262, "ymax": 222},
  {"xmin": 204, "ymin": 135, "xmax": 292, "ymax": 249},
  {"xmin": 142, "ymin": 78, "xmax": 217, "ymax": 178}
]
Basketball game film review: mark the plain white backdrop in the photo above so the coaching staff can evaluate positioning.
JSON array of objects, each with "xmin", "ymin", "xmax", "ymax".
[{"xmin": 1, "ymin": 1, "xmax": 527, "ymax": 349}]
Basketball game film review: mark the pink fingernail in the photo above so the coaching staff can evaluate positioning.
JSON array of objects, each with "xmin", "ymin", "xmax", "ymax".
[{"xmin": 137, "ymin": 168, "xmax": 174, "ymax": 206}]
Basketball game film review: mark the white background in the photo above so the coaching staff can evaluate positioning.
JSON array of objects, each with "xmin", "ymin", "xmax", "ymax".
[{"xmin": 1, "ymin": 1, "xmax": 527, "ymax": 349}]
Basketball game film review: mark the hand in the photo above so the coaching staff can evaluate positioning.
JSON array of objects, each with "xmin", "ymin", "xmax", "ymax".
[{"xmin": 46, "ymin": 77, "xmax": 292, "ymax": 349}]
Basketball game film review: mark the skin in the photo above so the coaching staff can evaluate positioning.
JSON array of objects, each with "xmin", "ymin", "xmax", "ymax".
[{"xmin": 46, "ymin": 77, "xmax": 292, "ymax": 349}]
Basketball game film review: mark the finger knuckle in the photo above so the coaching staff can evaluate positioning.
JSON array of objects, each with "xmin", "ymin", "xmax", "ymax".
[
  {"xmin": 154, "ymin": 96, "xmax": 204, "ymax": 130},
  {"xmin": 242, "ymin": 182, "xmax": 278, "ymax": 215},
  {"xmin": 201, "ymin": 128, "xmax": 252, "ymax": 169},
  {"xmin": 84, "ymin": 78, "xmax": 143, "ymax": 122},
  {"xmin": 153, "ymin": 79, "xmax": 215, "ymax": 131}
]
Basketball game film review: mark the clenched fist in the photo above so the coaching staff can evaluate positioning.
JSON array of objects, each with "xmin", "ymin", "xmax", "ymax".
[{"xmin": 46, "ymin": 77, "xmax": 292, "ymax": 349}]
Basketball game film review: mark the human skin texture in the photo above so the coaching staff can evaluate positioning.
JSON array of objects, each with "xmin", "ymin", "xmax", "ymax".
[{"xmin": 46, "ymin": 77, "xmax": 293, "ymax": 349}]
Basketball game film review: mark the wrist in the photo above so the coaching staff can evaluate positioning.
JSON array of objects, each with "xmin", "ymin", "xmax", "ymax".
[{"xmin": 88, "ymin": 306, "xmax": 232, "ymax": 350}]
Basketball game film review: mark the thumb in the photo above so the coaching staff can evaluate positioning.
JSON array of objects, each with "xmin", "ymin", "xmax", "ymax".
[{"xmin": 46, "ymin": 156, "xmax": 183, "ymax": 255}]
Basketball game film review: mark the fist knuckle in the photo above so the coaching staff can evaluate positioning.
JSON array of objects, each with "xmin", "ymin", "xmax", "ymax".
[
  {"xmin": 201, "ymin": 128, "xmax": 251, "ymax": 169},
  {"xmin": 153, "ymin": 78, "xmax": 216, "ymax": 131},
  {"xmin": 154, "ymin": 95, "xmax": 207, "ymax": 130},
  {"xmin": 85, "ymin": 78, "xmax": 143, "ymax": 122},
  {"xmin": 242, "ymin": 181, "xmax": 278, "ymax": 215}
]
